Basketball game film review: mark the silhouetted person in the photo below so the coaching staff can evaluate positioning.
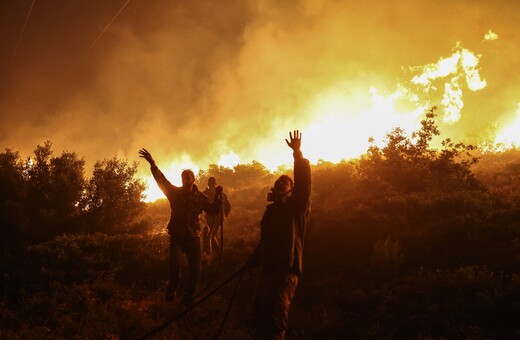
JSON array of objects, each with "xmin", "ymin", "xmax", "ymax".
[
  {"xmin": 139, "ymin": 148, "xmax": 223, "ymax": 306},
  {"xmin": 202, "ymin": 177, "xmax": 231, "ymax": 258},
  {"xmin": 246, "ymin": 130, "xmax": 311, "ymax": 339}
]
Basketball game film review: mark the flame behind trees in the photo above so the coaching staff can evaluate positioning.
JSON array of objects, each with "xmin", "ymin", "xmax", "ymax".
[
  {"xmin": 0, "ymin": 107, "xmax": 499, "ymax": 244},
  {"xmin": 357, "ymin": 107, "xmax": 481, "ymax": 194}
]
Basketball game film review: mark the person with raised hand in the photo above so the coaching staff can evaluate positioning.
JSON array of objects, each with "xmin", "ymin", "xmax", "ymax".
[
  {"xmin": 139, "ymin": 148, "xmax": 223, "ymax": 306},
  {"xmin": 246, "ymin": 130, "xmax": 312, "ymax": 339}
]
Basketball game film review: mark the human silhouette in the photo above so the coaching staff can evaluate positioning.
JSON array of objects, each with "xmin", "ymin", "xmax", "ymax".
[
  {"xmin": 246, "ymin": 130, "xmax": 311, "ymax": 339},
  {"xmin": 202, "ymin": 177, "xmax": 231, "ymax": 258},
  {"xmin": 139, "ymin": 148, "xmax": 223, "ymax": 306}
]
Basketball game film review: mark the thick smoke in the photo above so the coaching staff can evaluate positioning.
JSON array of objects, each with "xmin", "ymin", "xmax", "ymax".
[{"xmin": 1, "ymin": 0, "xmax": 519, "ymax": 176}]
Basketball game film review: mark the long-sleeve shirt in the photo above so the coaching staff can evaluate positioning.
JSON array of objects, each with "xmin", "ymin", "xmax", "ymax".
[
  {"xmin": 151, "ymin": 165, "xmax": 221, "ymax": 238},
  {"xmin": 250, "ymin": 150, "xmax": 311, "ymax": 276}
]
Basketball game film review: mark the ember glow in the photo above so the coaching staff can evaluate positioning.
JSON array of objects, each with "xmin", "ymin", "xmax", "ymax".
[
  {"xmin": 483, "ymin": 30, "xmax": 499, "ymax": 42},
  {"xmin": 1, "ymin": 1, "xmax": 519, "ymax": 203}
]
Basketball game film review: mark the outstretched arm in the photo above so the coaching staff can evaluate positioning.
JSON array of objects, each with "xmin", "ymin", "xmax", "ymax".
[
  {"xmin": 139, "ymin": 148, "xmax": 176, "ymax": 195},
  {"xmin": 286, "ymin": 131, "xmax": 311, "ymax": 212},
  {"xmin": 139, "ymin": 148, "xmax": 156, "ymax": 167}
]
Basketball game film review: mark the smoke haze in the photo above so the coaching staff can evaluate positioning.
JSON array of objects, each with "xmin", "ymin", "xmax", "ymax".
[{"xmin": 1, "ymin": 0, "xmax": 519, "ymax": 177}]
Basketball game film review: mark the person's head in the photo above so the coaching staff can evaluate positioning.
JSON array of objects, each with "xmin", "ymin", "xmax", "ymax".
[
  {"xmin": 181, "ymin": 169, "xmax": 195, "ymax": 189},
  {"xmin": 272, "ymin": 174, "xmax": 293, "ymax": 202},
  {"xmin": 208, "ymin": 177, "xmax": 217, "ymax": 188}
]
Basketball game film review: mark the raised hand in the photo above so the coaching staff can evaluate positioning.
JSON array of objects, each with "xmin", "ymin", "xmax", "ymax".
[
  {"xmin": 139, "ymin": 148, "xmax": 155, "ymax": 166},
  {"xmin": 285, "ymin": 130, "xmax": 302, "ymax": 152}
]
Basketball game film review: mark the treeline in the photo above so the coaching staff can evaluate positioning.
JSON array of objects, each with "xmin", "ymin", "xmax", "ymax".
[{"xmin": 0, "ymin": 141, "xmax": 145, "ymax": 245}]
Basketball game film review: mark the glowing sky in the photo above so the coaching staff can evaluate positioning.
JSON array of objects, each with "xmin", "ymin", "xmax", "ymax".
[{"xmin": 1, "ymin": 0, "xmax": 519, "ymax": 200}]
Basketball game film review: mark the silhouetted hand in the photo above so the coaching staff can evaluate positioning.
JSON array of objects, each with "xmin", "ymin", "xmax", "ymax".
[
  {"xmin": 215, "ymin": 186, "xmax": 223, "ymax": 196},
  {"xmin": 285, "ymin": 130, "xmax": 301, "ymax": 152},
  {"xmin": 139, "ymin": 148, "xmax": 155, "ymax": 166}
]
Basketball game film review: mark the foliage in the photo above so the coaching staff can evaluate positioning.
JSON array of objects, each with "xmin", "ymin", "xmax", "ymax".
[
  {"xmin": 1, "ymin": 142, "xmax": 86, "ymax": 242},
  {"xmin": 357, "ymin": 107, "xmax": 481, "ymax": 193},
  {"xmin": 0, "ymin": 143, "xmax": 146, "ymax": 242},
  {"xmin": 81, "ymin": 157, "xmax": 146, "ymax": 233},
  {"xmin": 473, "ymin": 146, "xmax": 520, "ymax": 203},
  {"xmin": 0, "ymin": 148, "xmax": 28, "ymax": 245},
  {"xmin": 48, "ymin": 150, "xmax": 86, "ymax": 222}
]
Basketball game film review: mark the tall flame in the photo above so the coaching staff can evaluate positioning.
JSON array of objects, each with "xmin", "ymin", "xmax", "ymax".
[
  {"xmin": 409, "ymin": 43, "xmax": 487, "ymax": 123},
  {"xmin": 301, "ymin": 85, "xmax": 425, "ymax": 164},
  {"xmin": 143, "ymin": 41, "xmax": 501, "ymax": 202}
]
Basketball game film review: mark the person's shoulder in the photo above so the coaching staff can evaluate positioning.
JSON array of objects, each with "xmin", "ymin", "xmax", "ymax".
[{"xmin": 196, "ymin": 187, "xmax": 210, "ymax": 200}]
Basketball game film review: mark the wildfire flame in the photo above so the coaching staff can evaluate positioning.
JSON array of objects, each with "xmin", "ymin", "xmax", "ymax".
[
  {"xmin": 483, "ymin": 30, "xmax": 499, "ymax": 42},
  {"xmin": 495, "ymin": 104, "xmax": 520, "ymax": 148},
  {"xmin": 217, "ymin": 151, "xmax": 241, "ymax": 168},
  {"xmin": 143, "ymin": 39, "xmax": 510, "ymax": 202},
  {"xmin": 409, "ymin": 43, "xmax": 487, "ymax": 123}
]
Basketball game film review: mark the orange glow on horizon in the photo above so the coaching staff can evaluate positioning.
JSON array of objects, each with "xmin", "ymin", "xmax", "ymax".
[
  {"xmin": 217, "ymin": 151, "xmax": 241, "ymax": 168},
  {"xmin": 143, "ymin": 156, "xmax": 200, "ymax": 202},
  {"xmin": 142, "ymin": 39, "xmax": 518, "ymax": 203},
  {"xmin": 495, "ymin": 104, "xmax": 520, "ymax": 149}
]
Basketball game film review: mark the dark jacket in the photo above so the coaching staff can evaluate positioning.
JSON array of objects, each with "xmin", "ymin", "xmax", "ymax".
[
  {"xmin": 250, "ymin": 150, "xmax": 311, "ymax": 276},
  {"xmin": 151, "ymin": 165, "xmax": 221, "ymax": 238}
]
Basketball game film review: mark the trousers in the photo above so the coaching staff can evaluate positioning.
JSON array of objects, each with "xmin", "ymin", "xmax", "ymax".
[
  {"xmin": 169, "ymin": 235, "xmax": 201, "ymax": 297},
  {"xmin": 253, "ymin": 270, "xmax": 299, "ymax": 340}
]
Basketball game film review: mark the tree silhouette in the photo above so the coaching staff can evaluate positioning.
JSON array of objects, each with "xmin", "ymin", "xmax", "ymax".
[
  {"xmin": 81, "ymin": 157, "xmax": 145, "ymax": 232},
  {"xmin": 357, "ymin": 107, "xmax": 481, "ymax": 193},
  {"xmin": 0, "ymin": 148, "xmax": 28, "ymax": 245},
  {"xmin": 48, "ymin": 151, "xmax": 85, "ymax": 228},
  {"xmin": 23, "ymin": 142, "xmax": 86, "ymax": 239}
]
